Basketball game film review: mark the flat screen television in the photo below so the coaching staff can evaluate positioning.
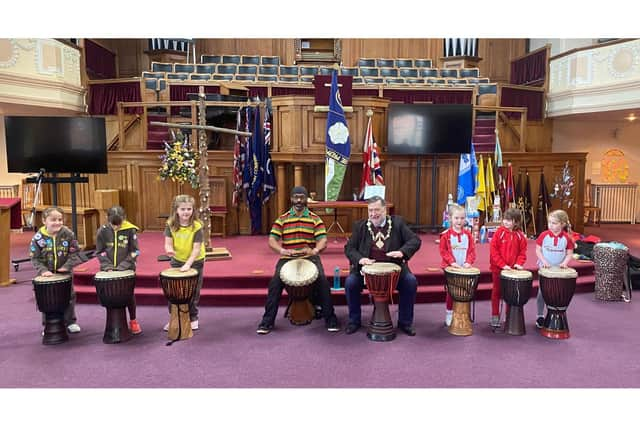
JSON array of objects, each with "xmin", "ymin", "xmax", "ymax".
[
  {"xmin": 386, "ymin": 104, "xmax": 472, "ymax": 155},
  {"xmin": 4, "ymin": 116, "xmax": 108, "ymax": 173}
]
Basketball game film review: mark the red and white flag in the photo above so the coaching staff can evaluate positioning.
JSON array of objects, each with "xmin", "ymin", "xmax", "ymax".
[{"xmin": 358, "ymin": 115, "xmax": 384, "ymax": 199}]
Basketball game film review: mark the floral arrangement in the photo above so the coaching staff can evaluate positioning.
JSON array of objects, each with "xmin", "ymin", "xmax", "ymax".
[
  {"xmin": 550, "ymin": 161, "xmax": 574, "ymax": 207},
  {"xmin": 158, "ymin": 130, "xmax": 199, "ymax": 188}
]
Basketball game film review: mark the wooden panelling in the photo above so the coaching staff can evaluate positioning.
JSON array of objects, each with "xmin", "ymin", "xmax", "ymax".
[
  {"xmin": 341, "ymin": 39, "xmax": 443, "ymax": 67},
  {"xmin": 478, "ymin": 39, "xmax": 527, "ymax": 83},
  {"xmin": 497, "ymin": 118, "xmax": 553, "ymax": 153}
]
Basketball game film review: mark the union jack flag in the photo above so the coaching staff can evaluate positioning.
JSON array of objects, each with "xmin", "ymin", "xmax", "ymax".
[
  {"xmin": 262, "ymin": 105, "xmax": 276, "ymax": 204},
  {"xmin": 359, "ymin": 115, "xmax": 384, "ymax": 199},
  {"xmin": 232, "ymin": 108, "xmax": 248, "ymax": 206}
]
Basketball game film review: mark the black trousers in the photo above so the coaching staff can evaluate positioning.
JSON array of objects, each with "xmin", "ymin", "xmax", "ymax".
[{"xmin": 260, "ymin": 256, "xmax": 335, "ymax": 326}]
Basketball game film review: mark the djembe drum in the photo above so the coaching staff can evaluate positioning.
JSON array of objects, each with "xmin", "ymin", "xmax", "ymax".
[
  {"xmin": 500, "ymin": 269, "xmax": 533, "ymax": 336},
  {"xmin": 33, "ymin": 274, "xmax": 72, "ymax": 345},
  {"xmin": 94, "ymin": 270, "xmax": 136, "ymax": 344},
  {"xmin": 444, "ymin": 266, "xmax": 480, "ymax": 336},
  {"xmin": 160, "ymin": 268, "xmax": 198, "ymax": 342},
  {"xmin": 593, "ymin": 243, "xmax": 628, "ymax": 301},
  {"xmin": 538, "ymin": 266, "xmax": 577, "ymax": 339},
  {"xmin": 280, "ymin": 258, "xmax": 318, "ymax": 326},
  {"xmin": 362, "ymin": 262, "xmax": 401, "ymax": 342}
]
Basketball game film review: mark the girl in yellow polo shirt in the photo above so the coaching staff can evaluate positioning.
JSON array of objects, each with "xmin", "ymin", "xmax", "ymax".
[{"xmin": 163, "ymin": 195, "xmax": 206, "ymax": 331}]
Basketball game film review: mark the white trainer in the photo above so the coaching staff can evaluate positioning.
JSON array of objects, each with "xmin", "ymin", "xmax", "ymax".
[
  {"xmin": 67, "ymin": 323, "xmax": 81, "ymax": 334},
  {"xmin": 163, "ymin": 322, "xmax": 170, "ymax": 332},
  {"xmin": 445, "ymin": 310, "xmax": 453, "ymax": 327},
  {"xmin": 190, "ymin": 320, "xmax": 199, "ymax": 330}
]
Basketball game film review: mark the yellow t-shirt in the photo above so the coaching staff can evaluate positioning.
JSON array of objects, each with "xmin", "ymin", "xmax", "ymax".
[{"xmin": 164, "ymin": 220, "xmax": 206, "ymax": 262}]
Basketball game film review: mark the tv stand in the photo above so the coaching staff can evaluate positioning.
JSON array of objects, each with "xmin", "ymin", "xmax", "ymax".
[
  {"xmin": 409, "ymin": 156, "xmax": 441, "ymax": 233},
  {"xmin": 25, "ymin": 172, "xmax": 89, "ymax": 240}
]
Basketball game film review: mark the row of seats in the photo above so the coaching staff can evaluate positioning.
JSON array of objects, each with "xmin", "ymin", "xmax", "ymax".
[
  {"xmin": 146, "ymin": 66, "xmax": 484, "ymax": 81},
  {"xmin": 357, "ymin": 58, "xmax": 434, "ymax": 68}
]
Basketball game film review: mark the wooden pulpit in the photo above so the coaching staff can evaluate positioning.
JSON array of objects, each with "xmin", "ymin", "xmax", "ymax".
[{"xmin": 0, "ymin": 198, "xmax": 21, "ymax": 286}]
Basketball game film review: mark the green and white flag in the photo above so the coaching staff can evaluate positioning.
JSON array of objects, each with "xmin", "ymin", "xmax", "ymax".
[{"xmin": 324, "ymin": 70, "xmax": 351, "ymax": 201}]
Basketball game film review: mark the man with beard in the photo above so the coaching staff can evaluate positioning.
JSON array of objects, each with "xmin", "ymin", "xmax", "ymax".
[
  {"xmin": 256, "ymin": 186, "xmax": 340, "ymax": 335},
  {"xmin": 344, "ymin": 196, "xmax": 422, "ymax": 336}
]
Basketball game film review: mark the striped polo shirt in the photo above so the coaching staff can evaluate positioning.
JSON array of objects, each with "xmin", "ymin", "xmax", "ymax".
[{"xmin": 270, "ymin": 207, "xmax": 326, "ymax": 252}]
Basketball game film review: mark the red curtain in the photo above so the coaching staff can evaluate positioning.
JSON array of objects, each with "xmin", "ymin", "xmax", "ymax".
[
  {"xmin": 85, "ymin": 39, "xmax": 116, "ymax": 79},
  {"xmin": 501, "ymin": 87, "xmax": 544, "ymax": 121},
  {"xmin": 88, "ymin": 81, "xmax": 141, "ymax": 115},
  {"xmin": 510, "ymin": 49, "xmax": 547, "ymax": 86}
]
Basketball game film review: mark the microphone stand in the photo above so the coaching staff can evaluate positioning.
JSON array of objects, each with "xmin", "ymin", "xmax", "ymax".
[{"xmin": 27, "ymin": 168, "xmax": 46, "ymax": 230}]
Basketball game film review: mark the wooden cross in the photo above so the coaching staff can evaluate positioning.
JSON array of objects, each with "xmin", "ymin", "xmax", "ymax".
[{"xmin": 150, "ymin": 86, "xmax": 252, "ymax": 256}]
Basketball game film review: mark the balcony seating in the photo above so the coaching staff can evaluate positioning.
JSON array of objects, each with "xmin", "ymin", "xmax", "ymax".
[
  {"xmin": 257, "ymin": 75, "xmax": 278, "ymax": 82},
  {"xmin": 379, "ymin": 67, "xmax": 398, "ymax": 78},
  {"xmin": 195, "ymin": 64, "xmax": 215, "ymax": 74},
  {"xmin": 151, "ymin": 62, "xmax": 173, "ymax": 73},
  {"xmin": 426, "ymin": 78, "xmax": 446, "ymax": 85},
  {"xmin": 439, "ymin": 68, "xmax": 459, "ymax": 78},
  {"xmin": 405, "ymin": 78, "xmax": 425, "ymax": 85},
  {"xmin": 241, "ymin": 55, "xmax": 260, "ymax": 65},
  {"xmin": 459, "ymin": 68, "xmax": 480, "ymax": 78},
  {"xmin": 399, "ymin": 68, "xmax": 418, "ymax": 78},
  {"xmin": 278, "ymin": 75, "xmax": 299, "ymax": 82},
  {"xmin": 221, "ymin": 55, "xmax": 241, "ymax": 64},
  {"xmin": 317, "ymin": 66, "xmax": 334, "ymax": 75},
  {"xmin": 358, "ymin": 58, "xmax": 376, "ymax": 67},
  {"xmin": 299, "ymin": 66, "xmax": 319, "ymax": 77},
  {"xmin": 260, "ymin": 56, "xmax": 280, "ymax": 66},
  {"xmin": 395, "ymin": 58, "xmax": 414, "ymax": 68},
  {"xmin": 237, "ymin": 65, "xmax": 257, "ymax": 75},
  {"xmin": 212, "ymin": 74, "xmax": 234, "ymax": 81},
  {"xmin": 258, "ymin": 65, "xmax": 278, "ymax": 76},
  {"xmin": 376, "ymin": 58, "xmax": 395, "ymax": 68},
  {"xmin": 414, "ymin": 58, "xmax": 433, "ymax": 68},
  {"xmin": 174, "ymin": 63, "xmax": 195, "ymax": 73},
  {"xmin": 340, "ymin": 67, "xmax": 359, "ymax": 76},
  {"xmin": 201, "ymin": 55, "xmax": 222, "ymax": 64},
  {"xmin": 364, "ymin": 77, "xmax": 383, "ymax": 84},
  {"xmin": 189, "ymin": 73, "xmax": 211, "ymax": 81},
  {"xmin": 216, "ymin": 64, "xmax": 238, "ymax": 75},
  {"xmin": 359, "ymin": 67, "xmax": 379, "ymax": 77},
  {"xmin": 477, "ymin": 83, "xmax": 498, "ymax": 106},
  {"xmin": 235, "ymin": 74, "xmax": 256, "ymax": 82},
  {"xmin": 166, "ymin": 72, "xmax": 189, "ymax": 81},
  {"xmin": 419, "ymin": 68, "xmax": 439, "ymax": 78},
  {"xmin": 385, "ymin": 78, "xmax": 405, "ymax": 85},
  {"xmin": 447, "ymin": 78, "xmax": 469, "ymax": 86},
  {"xmin": 142, "ymin": 71, "xmax": 166, "ymax": 79},
  {"xmin": 279, "ymin": 65, "xmax": 299, "ymax": 77}
]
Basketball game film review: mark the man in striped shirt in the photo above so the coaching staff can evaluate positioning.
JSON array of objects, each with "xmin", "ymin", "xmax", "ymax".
[{"xmin": 256, "ymin": 186, "xmax": 340, "ymax": 334}]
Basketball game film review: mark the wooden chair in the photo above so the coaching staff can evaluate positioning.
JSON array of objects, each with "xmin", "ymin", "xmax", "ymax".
[
  {"xmin": 584, "ymin": 179, "xmax": 601, "ymax": 226},
  {"xmin": 209, "ymin": 176, "xmax": 228, "ymax": 238}
]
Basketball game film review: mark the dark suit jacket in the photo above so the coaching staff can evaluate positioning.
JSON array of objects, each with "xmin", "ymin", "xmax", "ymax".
[{"xmin": 344, "ymin": 215, "xmax": 421, "ymax": 275}]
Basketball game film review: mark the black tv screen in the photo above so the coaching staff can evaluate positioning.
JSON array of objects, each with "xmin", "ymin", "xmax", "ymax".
[
  {"xmin": 4, "ymin": 116, "xmax": 108, "ymax": 174},
  {"xmin": 387, "ymin": 104, "xmax": 472, "ymax": 155}
]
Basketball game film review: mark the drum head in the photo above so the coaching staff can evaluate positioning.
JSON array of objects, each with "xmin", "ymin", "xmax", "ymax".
[
  {"xmin": 500, "ymin": 269, "xmax": 533, "ymax": 280},
  {"xmin": 280, "ymin": 259, "xmax": 318, "ymax": 286},
  {"xmin": 160, "ymin": 267, "xmax": 198, "ymax": 278},
  {"xmin": 538, "ymin": 266, "xmax": 578, "ymax": 279},
  {"xmin": 444, "ymin": 266, "xmax": 481, "ymax": 275},
  {"xmin": 95, "ymin": 270, "xmax": 136, "ymax": 280},
  {"xmin": 361, "ymin": 262, "xmax": 401, "ymax": 275},
  {"xmin": 33, "ymin": 273, "xmax": 71, "ymax": 284}
]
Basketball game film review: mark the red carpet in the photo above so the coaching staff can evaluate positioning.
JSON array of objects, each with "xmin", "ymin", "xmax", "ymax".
[{"xmin": 70, "ymin": 231, "xmax": 596, "ymax": 306}]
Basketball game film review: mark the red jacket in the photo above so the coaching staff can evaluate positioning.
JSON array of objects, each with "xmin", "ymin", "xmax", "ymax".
[
  {"xmin": 489, "ymin": 226, "xmax": 527, "ymax": 271},
  {"xmin": 439, "ymin": 228, "xmax": 476, "ymax": 268}
]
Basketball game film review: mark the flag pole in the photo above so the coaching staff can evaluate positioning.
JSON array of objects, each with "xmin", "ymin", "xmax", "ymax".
[{"xmin": 366, "ymin": 109, "xmax": 375, "ymax": 185}]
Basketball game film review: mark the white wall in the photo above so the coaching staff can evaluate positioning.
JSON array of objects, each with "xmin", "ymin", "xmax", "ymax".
[{"xmin": 553, "ymin": 116, "xmax": 640, "ymax": 221}]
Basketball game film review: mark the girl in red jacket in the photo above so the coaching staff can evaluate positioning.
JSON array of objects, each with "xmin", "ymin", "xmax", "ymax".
[
  {"xmin": 489, "ymin": 207, "xmax": 528, "ymax": 328},
  {"xmin": 439, "ymin": 204, "xmax": 476, "ymax": 326}
]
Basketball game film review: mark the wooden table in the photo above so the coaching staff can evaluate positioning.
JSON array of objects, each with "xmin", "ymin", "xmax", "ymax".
[{"xmin": 308, "ymin": 201, "xmax": 394, "ymax": 238}]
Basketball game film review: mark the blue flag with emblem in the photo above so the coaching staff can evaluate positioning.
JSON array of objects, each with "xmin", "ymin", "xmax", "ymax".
[
  {"xmin": 324, "ymin": 70, "xmax": 351, "ymax": 201},
  {"xmin": 245, "ymin": 106, "xmax": 263, "ymax": 234},
  {"xmin": 457, "ymin": 143, "xmax": 478, "ymax": 205},
  {"xmin": 262, "ymin": 104, "xmax": 276, "ymax": 205}
]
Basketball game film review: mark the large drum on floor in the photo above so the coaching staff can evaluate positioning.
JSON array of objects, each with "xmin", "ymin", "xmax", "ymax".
[
  {"xmin": 160, "ymin": 268, "xmax": 198, "ymax": 341},
  {"xmin": 33, "ymin": 273, "xmax": 72, "ymax": 345},
  {"xmin": 362, "ymin": 262, "xmax": 401, "ymax": 342},
  {"xmin": 94, "ymin": 270, "xmax": 136, "ymax": 344},
  {"xmin": 444, "ymin": 266, "xmax": 480, "ymax": 336},
  {"xmin": 593, "ymin": 242, "xmax": 629, "ymax": 301},
  {"xmin": 538, "ymin": 266, "xmax": 578, "ymax": 339},
  {"xmin": 500, "ymin": 269, "xmax": 533, "ymax": 336},
  {"xmin": 280, "ymin": 258, "xmax": 318, "ymax": 326}
]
